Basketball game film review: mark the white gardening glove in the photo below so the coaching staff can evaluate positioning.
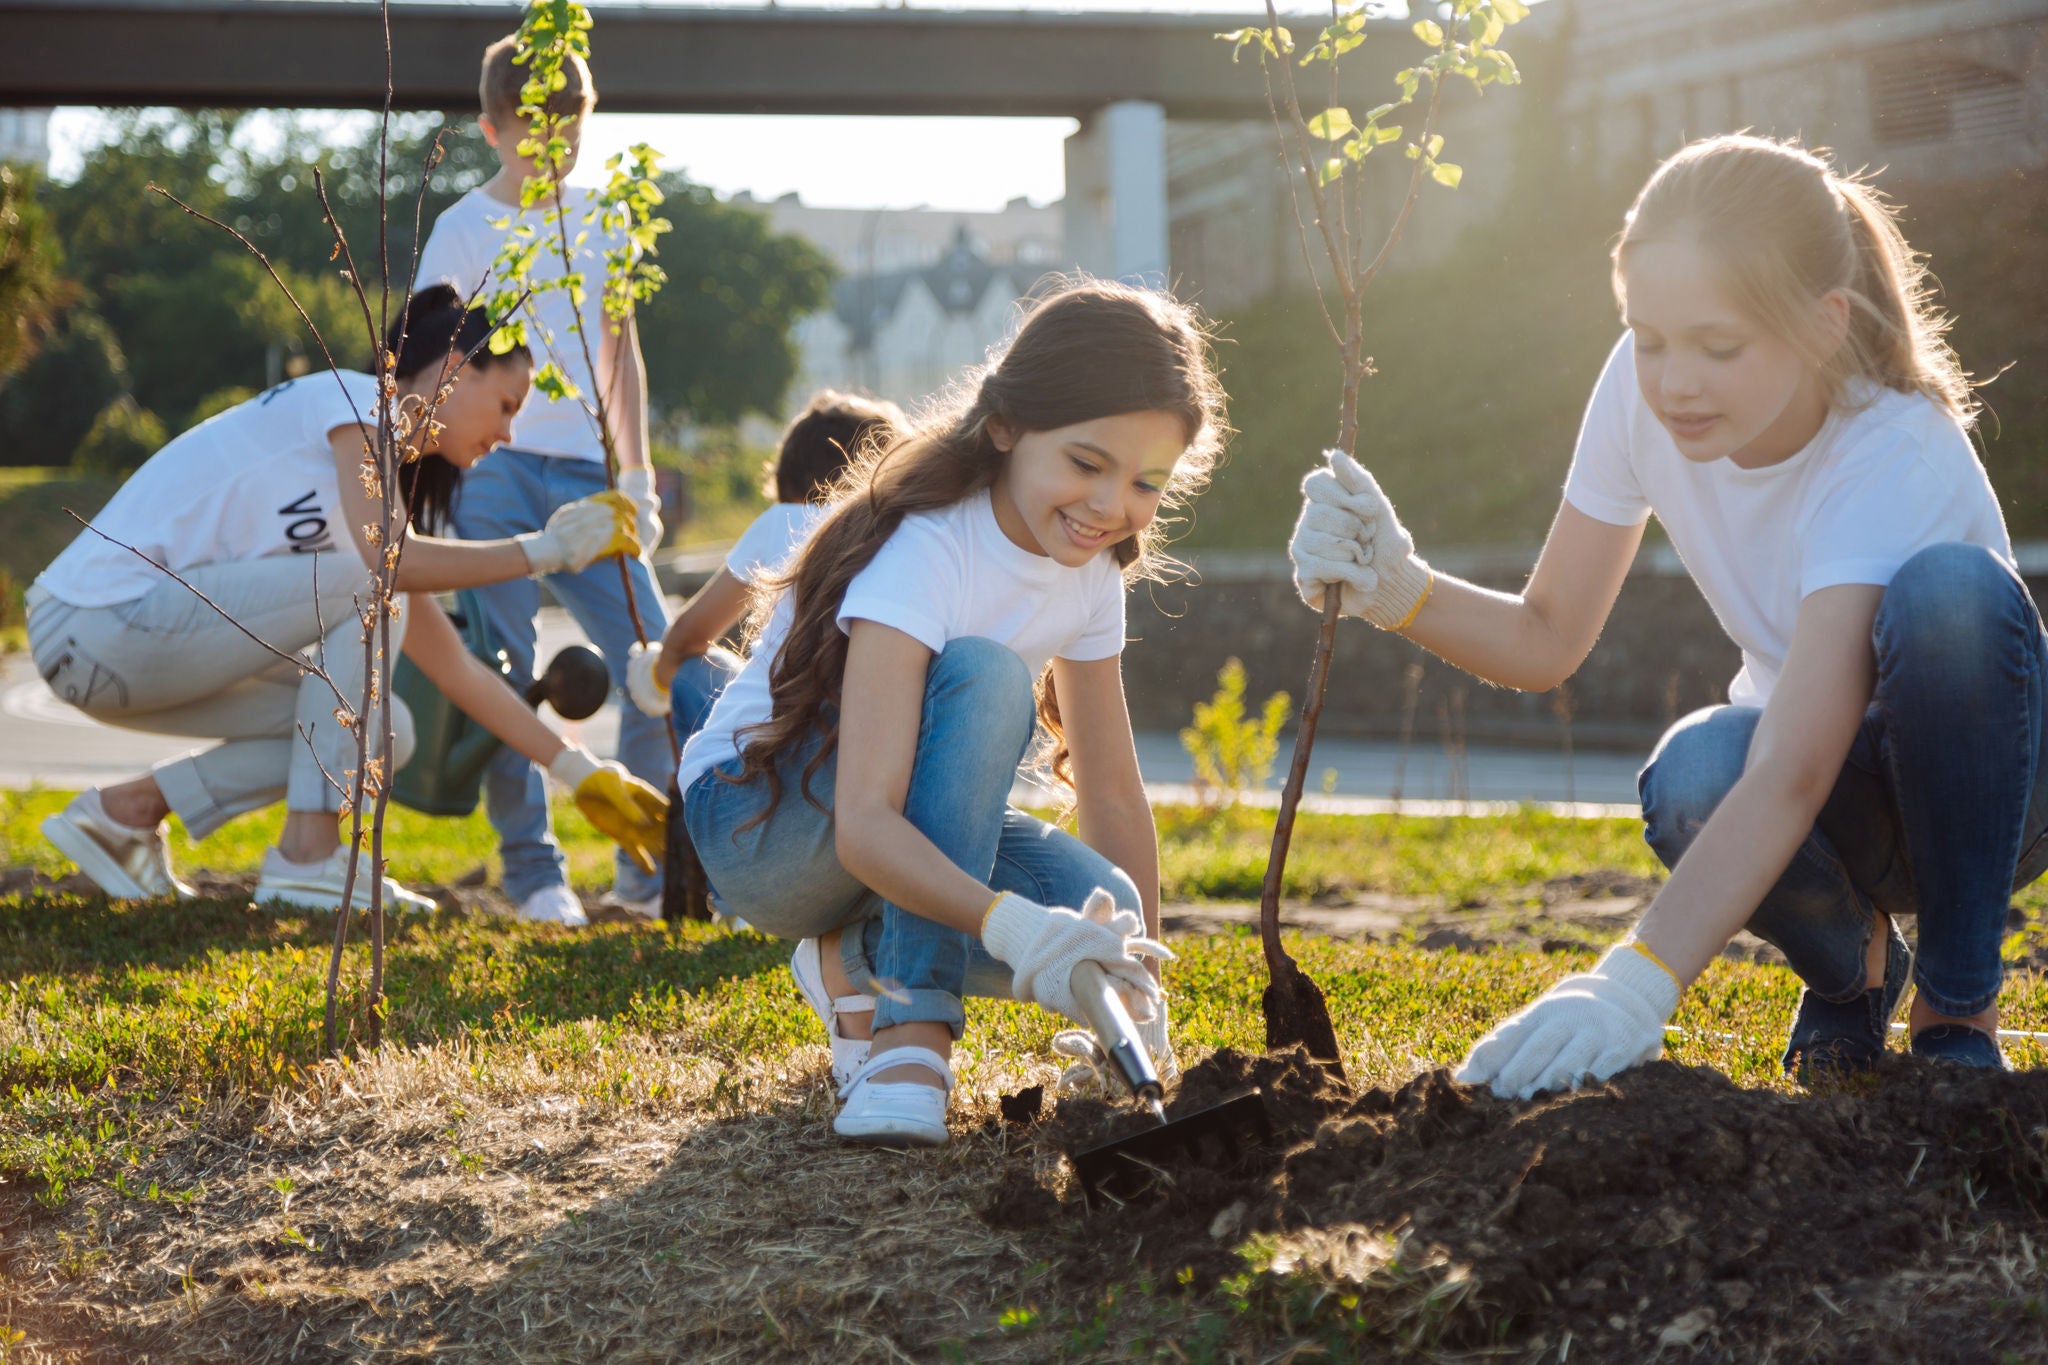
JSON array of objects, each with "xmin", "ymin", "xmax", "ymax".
[
  {"xmin": 1139, "ymin": 993, "xmax": 1180, "ymax": 1082},
  {"xmin": 1456, "ymin": 942, "xmax": 1681, "ymax": 1100},
  {"xmin": 1050, "ymin": 990, "xmax": 1179, "ymax": 1090},
  {"xmin": 516, "ymin": 491, "xmax": 641, "ymax": 577},
  {"xmin": 1288, "ymin": 448, "xmax": 1433, "ymax": 630},
  {"xmin": 982, "ymin": 888, "xmax": 1172, "ymax": 1028},
  {"xmin": 618, "ymin": 466, "xmax": 664, "ymax": 552},
  {"xmin": 625, "ymin": 641, "xmax": 671, "ymax": 718}
]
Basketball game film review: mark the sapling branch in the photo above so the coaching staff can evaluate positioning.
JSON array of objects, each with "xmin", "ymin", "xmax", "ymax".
[{"xmin": 145, "ymin": 185, "xmax": 368, "ymax": 439}]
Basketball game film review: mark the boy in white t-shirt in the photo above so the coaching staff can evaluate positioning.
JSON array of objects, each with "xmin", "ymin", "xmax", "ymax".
[
  {"xmin": 624, "ymin": 391, "xmax": 905, "ymax": 751},
  {"xmin": 415, "ymin": 32, "xmax": 671, "ymax": 924}
]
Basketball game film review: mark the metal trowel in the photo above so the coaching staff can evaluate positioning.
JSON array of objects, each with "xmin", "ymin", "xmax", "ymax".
[{"xmin": 1065, "ymin": 961, "xmax": 1273, "ymax": 1208}]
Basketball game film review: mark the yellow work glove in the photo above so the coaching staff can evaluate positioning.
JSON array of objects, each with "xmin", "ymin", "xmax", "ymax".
[
  {"xmin": 516, "ymin": 490, "xmax": 644, "ymax": 577},
  {"xmin": 547, "ymin": 744, "xmax": 669, "ymax": 875}
]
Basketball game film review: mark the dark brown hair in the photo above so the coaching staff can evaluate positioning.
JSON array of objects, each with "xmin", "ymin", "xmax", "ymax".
[
  {"xmin": 387, "ymin": 284, "xmax": 529, "ymax": 532},
  {"xmin": 730, "ymin": 278, "xmax": 1227, "ymax": 822},
  {"xmin": 772, "ymin": 390, "xmax": 906, "ymax": 504}
]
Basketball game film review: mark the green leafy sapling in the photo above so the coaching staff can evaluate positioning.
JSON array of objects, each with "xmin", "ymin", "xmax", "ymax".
[
  {"xmin": 1215, "ymin": 0, "xmax": 1530, "ymax": 1068},
  {"xmin": 481, "ymin": 0, "xmax": 670, "ymax": 483}
]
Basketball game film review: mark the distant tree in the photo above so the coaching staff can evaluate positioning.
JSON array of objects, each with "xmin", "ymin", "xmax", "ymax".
[
  {"xmin": 0, "ymin": 163, "xmax": 74, "ymax": 382},
  {"xmin": 635, "ymin": 174, "xmax": 836, "ymax": 431},
  {"xmin": 0, "ymin": 307, "xmax": 128, "ymax": 467},
  {"xmin": 36, "ymin": 113, "xmax": 830, "ymax": 440}
]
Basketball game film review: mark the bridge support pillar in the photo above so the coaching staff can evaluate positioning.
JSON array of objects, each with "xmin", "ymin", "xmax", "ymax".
[{"xmin": 1063, "ymin": 100, "xmax": 1168, "ymax": 287}]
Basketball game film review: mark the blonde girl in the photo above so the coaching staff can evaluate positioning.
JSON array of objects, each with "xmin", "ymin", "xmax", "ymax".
[
  {"xmin": 677, "ymin": 280, "xmax": 1226, "ymax": 1145},
  {"xmin": 1290, "ymin": 134, "xmax": 2030, "ymax": 1095}
]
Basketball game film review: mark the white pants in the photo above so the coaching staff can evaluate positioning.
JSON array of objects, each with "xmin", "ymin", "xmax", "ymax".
[{"xmin": 27, "ymin": 555, "xmax": 413, "ymax": 839}]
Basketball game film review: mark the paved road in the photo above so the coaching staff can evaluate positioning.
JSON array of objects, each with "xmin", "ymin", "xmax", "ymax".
[{"xmin": 1, "ymin": 606, "xmax": 1644, "ymax": 813}]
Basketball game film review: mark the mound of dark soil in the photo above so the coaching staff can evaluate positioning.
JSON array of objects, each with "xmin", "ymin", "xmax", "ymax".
[{"xmin": 997, "ymin": 1049, "xmax": 2048, "ymax": 1361}]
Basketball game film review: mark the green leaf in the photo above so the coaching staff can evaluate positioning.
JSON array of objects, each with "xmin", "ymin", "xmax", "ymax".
[
  {"xmin": 1495, "ymin": 0, "xmax": 1530, "ymax": 22},
  {"xmin": 1341, "ymin": 135, "xmax": 1373, "ymax": 162},
  {"xmin": 1318, "ymin": 156, "xmax": 1345, "ymax": 186},
  {"xmin": 1367, "ymin": 102, "xmax": 1401, "ymax": 122},
  {"xmin": 1427, "ymin": 133, "xmax": 1446, "ymax": 157},
  {"xmin": 1306, "ymin": 108, "xmax": 1355, "ymax": 141},
  {"xmin": 532, "ymin": 361, "xmax": 577, "ymax": 402},
  {"xmin": 1375, "ymin": 124, "xmax": 1402, "ymax": 144},
  {"xmin": 1430, "ymin": 160, "xmax": 1463, "ymax": 188},
  {"xmin": 1412, "ymin": 18, "xmax": 1445, "ymax": 46}
]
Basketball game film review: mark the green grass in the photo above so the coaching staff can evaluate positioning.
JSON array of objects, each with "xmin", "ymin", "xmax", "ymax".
[{"xmin": 6, "ymin": 795, "xmax": 2048, "ymax": 1359}]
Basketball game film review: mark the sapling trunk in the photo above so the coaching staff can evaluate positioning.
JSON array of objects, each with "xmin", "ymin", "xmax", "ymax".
[{"xmin": 1225, "ymin": 0, "xmax": 1530, "ymax": 1076}]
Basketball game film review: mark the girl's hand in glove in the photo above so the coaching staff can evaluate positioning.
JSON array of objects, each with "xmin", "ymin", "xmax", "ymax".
[
  {"xmin": 1288, "ymin": 448, "xmax": 1433, "ymax": 630},
  {"xmin": 617, "ymin": 467, "xmax": 664, "ymax": 552},
  {"xmin": 982, "ymin": 888, "xmax": 1171, "ymax": 1027},
  {"xmin": 1456, "ymin": 943, "xmax": 1681, "ymax": 1099},
  {"xmin": 547, "ymin": 744, "xmax": 669, "ymax": 874},
  {"xmin": 1050, "ymin": 992, "xmax": 1180, "ymax": 1092},
  {"xmin": 517, "ymin": 491, "xmax": 643, "ymax": 577},
  {"xmin": 625, "ymin": 641, "xmax": 671, "ymax": 718}
]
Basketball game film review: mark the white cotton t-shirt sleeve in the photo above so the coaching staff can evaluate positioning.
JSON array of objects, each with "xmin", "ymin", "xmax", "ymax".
[
  {"xmin": 836, "ymin": 517, "xmax": 962, "ymax": 653},
  {"xmin": 1797, "ymin": 419, "xmax": 2010, "ymax": 597},
  {"xmin": 1057, "ymin": 562, "xmax": 1128, "ymax": 662},
  {"xmin": 1561, "ymin": 334, "xmax": 1653, "ymax": 527},
  {"xmin": 724, "ymin": 503, "xmax": 822, "ymax": 585}
]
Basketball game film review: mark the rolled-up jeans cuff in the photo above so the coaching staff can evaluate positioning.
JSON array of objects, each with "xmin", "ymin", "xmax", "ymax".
[
  {"xmin": 869, "ymin": 987, "xmax": 968, "ymax": 1037},
  {"xmin": 837, "ymin": 927, "xmax": 967, "ymax": 1036},
  {"xmin": 151, "ymin": 753, "xmax": 231, "ymax": 841},
  {"xmin": 1913, "ymin": 969, "xmax": 2002, "ymax": 1021}
]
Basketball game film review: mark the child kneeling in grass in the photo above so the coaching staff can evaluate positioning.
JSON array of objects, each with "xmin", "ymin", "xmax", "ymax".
[
  {"xmin": 676, "ymin": 279, "xmax": 1225, "ymax": 1146},
  {"xmin": 624, "ymin": 390, "xmax": 905, "ymax": 754},
  {"xmin": 1289, "ymin": 134, "xmax": 2035, "ymax": 1096}
]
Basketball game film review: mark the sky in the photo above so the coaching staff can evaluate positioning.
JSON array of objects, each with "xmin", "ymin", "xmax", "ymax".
[{"xmin": 46, "ymin": 1, "xmax": 1407, "ymax": 213}]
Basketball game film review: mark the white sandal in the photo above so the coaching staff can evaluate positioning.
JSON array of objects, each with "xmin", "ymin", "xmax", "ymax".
[
  {"xmin": 832, "ymin": 1046, "xmax": 954, "ymax": 1147},
  {"xmin": 790, "ymin": 937, "xmax": 875, "ymax": 1088}
]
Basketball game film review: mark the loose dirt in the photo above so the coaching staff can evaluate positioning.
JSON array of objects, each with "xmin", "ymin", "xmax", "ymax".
[{"xmin": 997, "ymin": 1047, "xmax": 2048, "ymax": 1361}]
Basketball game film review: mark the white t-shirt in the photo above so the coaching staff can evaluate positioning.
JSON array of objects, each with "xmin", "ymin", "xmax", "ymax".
[
  {"xmin": 37, "ymin": 371, "xmax": 378, "ymax": 609},
  {"xmin": 678, "ymin": 489, "xmax": 1128, "ymax": 789},
  {"xmin": 415, "ymin": 184, "xmax": 624, "ymax": 463},
  {"xmin": 1564, "ymin": 334, "xmax": 2012, "ymax": 706},
  {"xmin": 725, "ymin": 501, "xmax": 828, "ymax": 585}
]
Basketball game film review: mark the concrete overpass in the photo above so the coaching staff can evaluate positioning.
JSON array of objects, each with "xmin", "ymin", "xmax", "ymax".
[{"xmin": 0, "ymin": 0, "xmax": 1407, "ymax": 282}]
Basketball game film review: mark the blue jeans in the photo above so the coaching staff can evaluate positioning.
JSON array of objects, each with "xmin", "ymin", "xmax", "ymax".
[
  {"xmin": 1638, "ymin": 544, "xmax": 2048, "ymax": 1018},
  {"xmin": 681, "ymin": 637, "xmax": 1141, "ymax": 1036},
  {"xmin": 670, "ymin": 646, "xmax": 743, "ymax": 753},
  {"xmin": 453, "ymin": 448, "xmax": 671, "ymax": 902}
]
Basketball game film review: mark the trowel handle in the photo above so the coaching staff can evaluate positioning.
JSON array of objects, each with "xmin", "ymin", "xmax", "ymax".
[{"xmin": 1070, "ymin": 960, "xmax": 1163, "ymax": 1106}]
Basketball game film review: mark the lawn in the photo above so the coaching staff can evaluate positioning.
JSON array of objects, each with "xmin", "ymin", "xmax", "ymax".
[{"xmin": 3, "ymin": 794, "xmax": 2047, "ymax": 1360}]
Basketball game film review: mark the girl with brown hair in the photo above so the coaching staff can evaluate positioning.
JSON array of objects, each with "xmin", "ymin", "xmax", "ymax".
[
  {"xmin": 676, "ymin": 278, "xmax": 1226, "ymax": 1145},
  {"xmin": 1291, "ymin": 133, "xmax": 2032, "ymax": 1096}
]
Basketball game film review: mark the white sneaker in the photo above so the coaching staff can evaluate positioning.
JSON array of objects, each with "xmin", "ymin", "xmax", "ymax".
[
  {"xmin": 516, "ymin": 883, "xmax": 589, "ymax": 928},
  {"xmin": 595, "ymin": 888, "xmax": 661, "ymax": 922},
  {"xmin": 42, "ymin": 790, "xmax": 196, "ymax": 901},
  {"xmin": 833, "ymin": 1046, "xmax": 953, "ymax": 1147},
  {"xmin": 254, "ymin": 846, "xmax": 438, "ymax": 915},
  {"xmin": 790, "ymin": 937, "xmax": 875, "ymax": 1088}
]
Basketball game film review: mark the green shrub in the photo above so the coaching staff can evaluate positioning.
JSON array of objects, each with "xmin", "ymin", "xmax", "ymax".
[
  {"xmin": 1180, "ymin": 658, "xmax": 1291, "ymax": 801},
  {"xmin": 0, "ymin": 307, "xmax": 129, "ymax": 468},
  {"xmin": 72, "ymin": 397, "xmax": 166, "ymax": 475}
]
